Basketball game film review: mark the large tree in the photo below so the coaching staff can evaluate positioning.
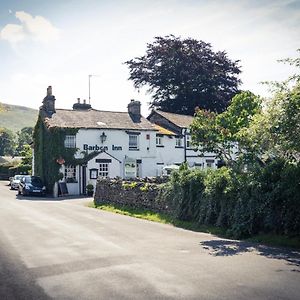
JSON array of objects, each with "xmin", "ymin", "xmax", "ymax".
[
  {"xmin": 125, "ymin": 35, "xmax": 241, "ymax": 115},
  {"xmin": 191, "ymin": 51, "xmax": 300, "ymax": 165},
  {"xmin": 190, "ymin": 91, "xmax": 261, "ymax": 165}
]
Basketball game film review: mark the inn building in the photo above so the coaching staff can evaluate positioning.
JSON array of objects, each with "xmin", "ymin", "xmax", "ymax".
[{"xmin": 33, "ymin": 87, "xmax": 218, "ymax": 195}]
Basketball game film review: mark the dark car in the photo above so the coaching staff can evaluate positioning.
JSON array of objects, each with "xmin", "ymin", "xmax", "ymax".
[{"xmin": 18, "ymin": 176, "xmax": 46, "ymax": 196}]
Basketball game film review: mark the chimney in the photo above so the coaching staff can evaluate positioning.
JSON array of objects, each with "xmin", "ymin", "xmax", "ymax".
[
  {"xmin": 72, "ymin": 98, "xmax": 91, "ymax": 110},
  {"xmin": 41, "ymin": 86, "xmax": 56, "ymax": 116},
  {"xmin": 128, "ymin": 99, "xmax": 141, "ymax": 123}
]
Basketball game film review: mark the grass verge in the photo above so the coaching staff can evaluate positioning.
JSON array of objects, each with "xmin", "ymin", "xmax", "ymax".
[
  {"xmin": 88, "ymin": 201, "xmax": 300, "ymax": 249},
  {"xmin": 89, "ymin": 202, "xmax": 227, "ymax": 236}
]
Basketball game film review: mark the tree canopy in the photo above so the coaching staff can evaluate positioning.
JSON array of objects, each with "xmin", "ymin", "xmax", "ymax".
[
  {"xmin": 16, "ymin": 127, "xmax": 33, "ymax": 155},
  {"xmin": 0, "ymin": 127, "xmax": 16, "ymax": 156},
  {"xmin": 190, "ymin": 91, "xmax": 261, "ymax": 164},
  {"xmin": 191, "ymin": 50, "xmax": 300, "ymax": 165},
  {"xmin": 125, "ymin": 35, "xmax": 241, "ymax": 115}
]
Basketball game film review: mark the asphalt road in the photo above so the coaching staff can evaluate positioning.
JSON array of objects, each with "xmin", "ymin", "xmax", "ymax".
[{"xmin": 0, "ymin": 181, "xmax": 299, "ymax": 300}]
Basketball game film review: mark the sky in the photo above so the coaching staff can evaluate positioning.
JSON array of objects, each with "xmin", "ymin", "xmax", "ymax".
[{"xmin": 0, "ymin": 0, "xmax": 299, "ymax": 116}]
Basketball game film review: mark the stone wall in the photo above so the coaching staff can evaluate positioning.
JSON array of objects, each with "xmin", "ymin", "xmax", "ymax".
[{"xmin": 94, "ymin": 177, "xmax": 171, "ymax": 213}]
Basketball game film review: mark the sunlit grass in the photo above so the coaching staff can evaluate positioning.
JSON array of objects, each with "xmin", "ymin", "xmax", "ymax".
[{"xmin": 88, "ymin": 201, "xmax": 225, "ymax": 235}]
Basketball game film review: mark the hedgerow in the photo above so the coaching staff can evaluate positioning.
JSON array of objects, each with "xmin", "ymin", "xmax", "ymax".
[{"xmin": 158, "ymin": 160, "xmax": 300, "ymax": 238}]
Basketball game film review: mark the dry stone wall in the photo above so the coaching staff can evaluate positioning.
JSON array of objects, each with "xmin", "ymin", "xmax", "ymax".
[{"xmin": 94, "ymin": 177, "xmax": 171, "ymax": 213}]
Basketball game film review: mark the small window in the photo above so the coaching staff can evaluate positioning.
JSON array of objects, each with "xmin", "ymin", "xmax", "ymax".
[
  {"xmin": 156, "ymin": 136, "xmax": 163, "ymax": 146},
  {"xmin": 99, "ymin": 163, "xmax": 109, "ymax": 177},
  {"xmin": 64, "ymin": 135, "xmax": 76, "ymax": 148},
  {"xmin": 65, "ymin": 165, "xmax": 77, "ymax": 182},
  {"xmin": 175, "ymin": 137, "xmax": 182, "ymax": 147},
  {"xmin": 206, "ymin": 160, "xmax": 215, "ymax": 168},
  {"xmin": 186, "ymin": 135, "xmax": 191, "ymax": 148},
  {"xmin": 129, "ymin": 134, "xmax": 139, "ymax": 150}
]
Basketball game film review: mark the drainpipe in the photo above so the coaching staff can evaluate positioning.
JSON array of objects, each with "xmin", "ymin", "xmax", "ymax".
[{"xmin": 183, "ymin": 128, "xmax": 187, "ymax": 163}]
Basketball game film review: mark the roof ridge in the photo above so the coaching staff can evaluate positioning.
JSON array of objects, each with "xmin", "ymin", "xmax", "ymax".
[
  {"xmin": 156, "ymin": 109, "xmax": 193, "ymax": 118},
  {"xmin": 55, "ymin": 108, "xmax": 128, "ymax": 114}
]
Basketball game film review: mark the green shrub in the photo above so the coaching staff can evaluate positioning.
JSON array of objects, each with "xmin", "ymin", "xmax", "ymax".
[{"xmin": 158, "ymin": 160, "xmax": 300, "ymax": 239}]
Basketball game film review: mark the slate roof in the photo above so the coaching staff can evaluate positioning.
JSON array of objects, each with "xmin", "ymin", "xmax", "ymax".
[
  {"xmin": 43, "ymin": 109, "xmax": 156, "ymax": 131},
  {"xmin": 151, "ymin": 110, "xmax": 194, "ymax": 128}
]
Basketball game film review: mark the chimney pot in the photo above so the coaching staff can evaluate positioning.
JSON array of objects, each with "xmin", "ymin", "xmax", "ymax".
[
  {"xmin": 83, "ymin": 99, "xmax": 86, "ymax": 104},
  {"xmin": 77, "ymin": 98, "xmax": 80, "ymax": 103},
  {"xmin": 47, "ymin": 86, "xmax": 52, "ymax": 96},
  {"xmin": 128, "ymin": 99, "xmax": 141, "ymax": 123},
  {"xmin": 41, "ymin": 85, "xmax": 55, "ymax": 116}
]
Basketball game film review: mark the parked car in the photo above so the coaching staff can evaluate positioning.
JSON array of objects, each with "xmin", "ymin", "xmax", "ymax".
[
  {"xmin": 18, "ymin": 176, "xmax": 46, "ymax": 196},
  {"xmin": 10, "ymin": 175, "xmax": 23, "ymax": 190}
]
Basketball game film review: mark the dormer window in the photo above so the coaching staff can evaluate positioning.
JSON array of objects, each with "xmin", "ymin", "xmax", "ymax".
[{"xmin": 64, "ymin": 135, "xmax": 76, "ymax": 148}]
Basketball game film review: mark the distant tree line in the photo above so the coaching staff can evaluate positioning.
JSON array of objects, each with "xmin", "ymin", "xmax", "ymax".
[{"xmin": 0, "ymin": 126, "xmax": 33, "ymax": 157}]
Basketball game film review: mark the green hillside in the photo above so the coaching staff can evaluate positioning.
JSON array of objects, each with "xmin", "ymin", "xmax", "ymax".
[{"xmin": 0, "ymin": 102, "xmax": 38, "ymax": 132}]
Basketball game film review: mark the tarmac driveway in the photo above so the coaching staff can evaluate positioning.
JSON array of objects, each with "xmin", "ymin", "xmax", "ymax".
[{"xmin": 0, "ymin": 181, "xmax": 299, "ymax": 299}]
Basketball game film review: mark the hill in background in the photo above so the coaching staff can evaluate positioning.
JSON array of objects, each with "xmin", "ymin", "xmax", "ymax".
[{"xmin": 0, "ymin": 102, "xmax": 38, "ymax": 132}]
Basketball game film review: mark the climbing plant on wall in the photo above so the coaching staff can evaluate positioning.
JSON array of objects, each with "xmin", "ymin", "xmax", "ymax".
[
  {"xmin": 33, "ymin": 115, "xmax": 79, "ymax": 192},
  {"xmin": 33, "ymin": 115, "xmax": 101, "ymax": 193}
]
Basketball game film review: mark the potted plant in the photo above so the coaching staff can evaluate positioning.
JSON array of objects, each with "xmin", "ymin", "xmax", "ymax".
[{"xmin": 86, "ymin": 184, "xmax": 94, "ymax": 196}]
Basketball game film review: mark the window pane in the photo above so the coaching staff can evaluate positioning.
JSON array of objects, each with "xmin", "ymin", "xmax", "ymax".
[
  {"xmin": 99, "ymin": 163, "xmax": 109, "ymax": 177},
  {"xmin": 129, "ymin": 135, "xmax": 138, "ymax": 149},
  {"xmin": 176, "ymin": 138, "xmax": 182, "ymax": 147},
  {"xmin": 65, "ymin": 165, "xmax": 77, "ymax": 182},
  {"xmin": 64, "ymin": 135, "xmax": 76, "ymax": 148}
]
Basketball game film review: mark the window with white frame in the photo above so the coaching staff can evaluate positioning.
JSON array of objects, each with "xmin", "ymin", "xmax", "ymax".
[
  {"xmin": 186, "ymin": 135, "xmax": 191, "ymax": 148},
  {"xmin": 99, "ymin": 163, "xmax": 109, "ymax": 177},
  {"xmin": 129, "ymin": 134, "xmax": 139, "ymax": 150},
  {"xmin": 64, "ymin": 135, "xmax": 76, "ymax": 148},
  {"xmin": 156, "ymin": 136, "xmax": 163, "ymax": 146},
  {"xmin": 206, "ymin": 159, "xmax": 215, "ymax": 168},
  {"xmin": 65, "ymin": 165, "xmax": 77, "ymax": 182},
  {"xmin": 175, "ymin": 137, "xmax": 182, "ymax": 147}
]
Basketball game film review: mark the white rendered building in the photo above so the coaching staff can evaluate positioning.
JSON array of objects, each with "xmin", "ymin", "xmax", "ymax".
[{"xmin": 34, "ymin": 86, "xmax": 219, "ymax": 195}]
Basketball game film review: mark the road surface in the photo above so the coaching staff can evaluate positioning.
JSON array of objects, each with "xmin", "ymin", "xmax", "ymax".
[{"xmin": 0, "ymin": 181, "xmax": 299, "ymax": 299}]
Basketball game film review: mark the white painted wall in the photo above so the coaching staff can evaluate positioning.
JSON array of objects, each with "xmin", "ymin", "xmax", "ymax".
[
  {"xmin": 75, "ymin": 128, "xmax": 157, "ymax": 178},
  {"xmin": 58, "ymin": 126, "xmax": 223, "ymax": 195}
]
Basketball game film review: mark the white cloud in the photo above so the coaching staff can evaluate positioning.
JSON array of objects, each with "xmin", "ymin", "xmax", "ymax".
[
  {"xmin": 0, "ymin": 23, "xmax": 25, "ymax": 43},
  {"xmin": 0, "ymin": 11, "xmax": 60, "ymax": 45}
]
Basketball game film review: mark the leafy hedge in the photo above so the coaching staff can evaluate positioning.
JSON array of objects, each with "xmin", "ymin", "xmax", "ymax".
[{"xmin": 158, "ymin": 160, "xmax": 300, "ymax": 238}]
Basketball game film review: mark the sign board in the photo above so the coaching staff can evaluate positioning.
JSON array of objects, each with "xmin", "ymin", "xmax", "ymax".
[
  {"xmin": 58, "ymin": 182, "xmax": 68, "ymax": 196},
  {"xmin": 124, "ymin": 158, "xmax": 137, "ymax": 178}
]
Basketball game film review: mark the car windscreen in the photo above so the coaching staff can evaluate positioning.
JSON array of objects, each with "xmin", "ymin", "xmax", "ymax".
[
  {"xmin": 31, "ymin": 177, "xmax": 43, "ymax": 187},
  {"xmin": 24, "ymin": 177, "xmax": 43, "ymax": 187},
  {"xmin": 15, "ymin": 175, "xmax": 22, "ymax": 180}
]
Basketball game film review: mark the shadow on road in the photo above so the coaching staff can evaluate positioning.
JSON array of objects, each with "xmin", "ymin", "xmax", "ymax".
[
  {"xmin": 15, "ymin": 194, "xmax": 92, "ymax": 201},
  {"xmin": 200, "ymin": 239, "xmax": 300, "ymax": 271}
]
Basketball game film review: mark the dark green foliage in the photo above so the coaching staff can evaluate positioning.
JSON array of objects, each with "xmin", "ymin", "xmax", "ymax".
[
  {"xmin": 15, "ymin": 127, "xmax": 33, "ymax": 155},
  {"xmin": 0, "ymin": 127, "xmax": 16, "ymax": 155},
  {"xmin": 125, "ymin": 35, "xmax": 241, "ymax": 114},
  {"xmin": 160, "ymin": 161, "xmax": 300, "ymax": 239},
  {"xmin": 33, "ymin": 116, "xmax": 79, "ymax": 192}
]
